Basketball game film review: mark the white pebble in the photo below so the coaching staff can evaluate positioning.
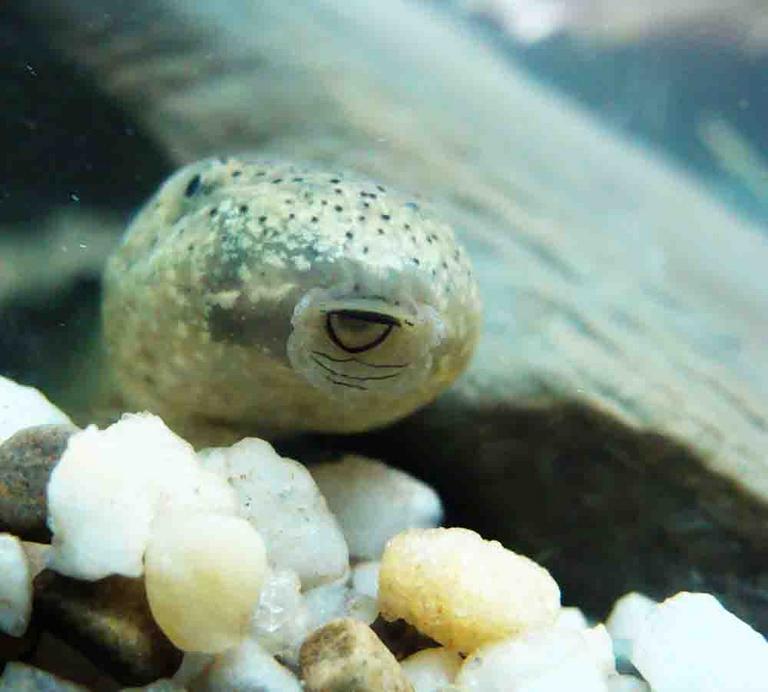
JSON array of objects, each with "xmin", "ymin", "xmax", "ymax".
[
  {"xmin": 310, "ymin": 455, "xmax": 443, "ymax": 560},
  {"xmin": 194, "ymin": 639, "xmax": 302, "ymax": 691},
  {"xmin": 200, "ymin": 438, "xmax": 348, "ymax": 588},
  {"xmin": 144, "ymin": 512, "xmax": 267, "ymax": 653},
  {"xmin": 583, "ymin": 624, "xmax": 617, "ymax": 677},
  {"xmin": 631, "ymin": 591, "xmax": 768, "ymax": 692},
  {"xmin": 606, "ymin": 674, "xmax": 650, "ymax": 691},
  {"xmin": 606, "ymin": 591, "xmax": 656, "ymax": 660},
  {"xmin": 456, "ymin": 628, "xmax": 609, "ymax": 691},
  {"xmin": 47, "ymin": 413, "xmax": 236, "ymax": 580},
  {"xmin": 0, "ymin": 534, "xmax": 31, "ymax": 637},
  {"xmin": 249, "ymin": 568, "xmax": 309, "ymax": 663},
  {"xmin": 554, "ymin": 606, "xmax": 590, "ymax": 632},
  {"xmin": 401, "ymin": 647, "xmax": 462, "ymax": 691},
  {"xmin": 351, "ymin": 560, "xmax": 380, "ymax": 600},
  {"xmin": 0, "ymin": 375, "xmax": 72, "ymax": 445}
]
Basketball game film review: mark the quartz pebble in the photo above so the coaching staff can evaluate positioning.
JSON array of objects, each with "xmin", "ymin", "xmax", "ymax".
[
  {"xmin": 47, "ymin": 413, "xmax": 236, "ymax": 580},
  {"xmin": 378, "ymin": 527, "xmax": 560, "ymax": 652},
  {"xmin": 300, "ymin": 618, "xmax": 414, "ymax": 691},
  {"xmin": 631, "ymin": 591, "xmax": 768, "ymax": 692},
  {"xmin": 554, "ymin": 606, "xmax": 590, "ymax": 631},
  {"xmin": 456, "ymin": 627, "xmax": 610, "ymax": 691},
  {"xmin": 192, "ymin": 639, "xmax": 302, "ymax": 691},
  {"xmin": 310, "ymin": 455, "xmax": 443, "ymax": 560},
  {"xmin": 144, "ymin": 511, "xmax": 267, "ymax": 654},
  {"xmin": 0, "ymin": 424, "xmax": 78, "ymax": 541},
  {"xmin": 200, "ymin": 438, "xmax": 349, "ymax": 588},
  {"xmin": 0, "ymin": 376, "xmax": 72, "ymax": 445},
  {"xmin": 401, "ymin": 647, "xmax": 462, "ymax": 691},
  {"xmin": 351, "ymin": 560, "xmax": 380, "ymax": 600},
  {"xmin": 249, "ymin": 568, "xmax": 309, "ymax": 663},
  {"xmin": 0, "ymin": 533, "xmax": 32, "ymax": 637},
  {"xmin": 605, "ymin": 591, "xmax": 656, "ymax": 662}
]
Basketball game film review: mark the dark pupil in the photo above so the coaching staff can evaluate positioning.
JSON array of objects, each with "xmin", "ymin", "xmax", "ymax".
[{"xmin": 326, "ymin": 311, "xmax": 398, "ymax": 353}]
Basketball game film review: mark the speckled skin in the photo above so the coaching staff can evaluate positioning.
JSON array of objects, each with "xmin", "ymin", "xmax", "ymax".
[{"xmin": 103, "ymin": 156, "xmax": 481, "ymax": 441}]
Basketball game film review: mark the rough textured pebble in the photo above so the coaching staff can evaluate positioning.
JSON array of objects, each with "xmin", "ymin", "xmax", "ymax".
[
  {"xmin": 310, "ymin": 455, "xmax": 443, "ymax": 559},
  {"xmin": 144, "ymin": 511, "xmax": 267, "ymax": 654},
  {"xmin": 0, "ymin": 376, "xmax": 72, "ymax": 446},
  {"xmin": 300, "ymin": 618, "xmax": 414, "ymax": 691},
  {"xmin": 0, "ymin": 424, "xmax": 78, "ymax": 541},
  {"xmin": 0, "ymin": 533, "xmax": 31, "ymax": 637},
  {"xmin": 400, "ymin": 647, "xmax": 462, "ymax": 691},
  {"xmin": 632, "ymin": 591, "xmax": 768, "ymax": 692},
  {"xmin": 47, "ymin": 413, "xmax": 236, "ymax": 580},
  {"xmin": 0, "ymin": 662, "xmax": 86, "ymax": 691},
  {"xmin": 33, "ymin": 571, "xmax": 182, "ymax": 686},
  {"xmin": 194, "ymin": 639, "xmax": 302, "ymax": 691},
  {"xmin": 379, "ymin": 527, "xmax": 560, "ymax": 652},
  {"xmin": 200, "ymin": 438, "xmax": 349, "ymax": 588},
  {"xmin": 249, "ymin": 568, "xmax": 309, "ymax": 663}
]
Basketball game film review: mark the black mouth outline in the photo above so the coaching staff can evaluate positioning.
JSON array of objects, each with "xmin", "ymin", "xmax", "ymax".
[
  {"xmin": 324, "ymin": 309, "xmax": 400, "ymax": 354},
  {"xmin": 311, "ymin": 355, "xmax": 403, "ymax": 382},
  {"xmin": 311, "ymin": 350, "xmax": 409, "ymax": 370}
]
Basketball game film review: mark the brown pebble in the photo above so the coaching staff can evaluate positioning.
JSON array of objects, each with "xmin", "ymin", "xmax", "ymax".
[
  {"xmin": 300, "ymin": 618, "xmax": 413, "ymax": 692},
  {"xmin": 0, "ymin": 424, "xmax": 78, "ymax": 541},
  {"xmin": 33, "ymin": 571, "xmax": 182, "ymax": 686}
]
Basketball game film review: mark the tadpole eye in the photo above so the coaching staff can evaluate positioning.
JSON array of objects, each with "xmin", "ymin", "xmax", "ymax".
[{"xmin": 325, "ymin": 310, "xmax": 400, "ymax": 353}]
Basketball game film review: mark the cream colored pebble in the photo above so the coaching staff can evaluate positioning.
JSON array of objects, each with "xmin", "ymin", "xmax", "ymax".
[
  {"xmin": 378, "ymin": 528, "xmax": 560, "ymax": 652},
  {"xmin": 401, "ymin": 647, "xmax": 462, "ymax": 691},
  {"xmin": 144, "ymin": 512, "xmax": 267, "ymax": 653}
]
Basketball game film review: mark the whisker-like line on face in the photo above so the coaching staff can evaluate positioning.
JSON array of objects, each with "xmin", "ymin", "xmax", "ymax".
[
  {"xmin": 325, "ymin": 376, "xmax": 368, "ymax": 391},
  {"xmin": 311, "ymin": 356, "xmax": 403, "ymax": 382},
  {"xmin": 311, "ymin": 350, "xmax": 409, "ymax": 369}
]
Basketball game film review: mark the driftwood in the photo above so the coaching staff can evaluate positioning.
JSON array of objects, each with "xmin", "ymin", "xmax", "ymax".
[{"xmin": 12, "ymin": 0, "xmax": 768, "ymax": 626}]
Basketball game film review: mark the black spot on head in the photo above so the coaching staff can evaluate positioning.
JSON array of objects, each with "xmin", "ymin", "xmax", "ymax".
[
  {"xmin": 289, "ymin": 213, "xmax": 296, "ymax": 219},
  {"xmin": 358, "ymin": 215, "xmax": 365, "ymax": 222},
  {"xmin": 185, "ymin": 174, "xmax": 201, "ymax": 197},
  {"xmin": 363, "ymin": 202, "xmax": 370, "ymax": 209},
  {"xmin": 345, "ymin": 231, "xmax": 354, "ymax": 240},
  {"xmin": 209, "ymin": 208, "xmax": 218, "ymax": 217},
  {"xmin": 258, "ymin": 215, "xmax": 267, "ymax": 223},
  {"xmin": 335, "ymin": 205, "xmax": 343, "ymax": 212},
  {"xmin": 381, "ymin": 214, "xmax": 391, "ymax": 221},
  {"xmin": 412, "ymin": 258, "xmax": 420, "ymax": 265},
  {"xmin": 376, "ymin": 184, "xmax": 386, "ymax": 192},
  {"xmin": 335, "ymin": 188, "xmax": 343, "ymax": 194},
  {"xmin": 378, "ymin": 228, "xmax": 385, "ymax": 235},
  {"xmin": 363, "ymin": 246, "xmax": 369, "ymax": 254},
  {"xmin": 330, "ymin": 178, "xmax": 341, "ymax": 184},
  {"xmin": 442, "ymin": 261, "xmax": 448, "ymax": 269},
  {"xmin": 256, "ymin": 170, "xmax": 266, "ymax": 176},
  {"xmin": 405, "ymin": 223, "xmax": 411, "ymax": 230},
  {"xmin": 311, "ymin": 216, "xmax": 319, "ymax": 223},
  {"xmin": 239, "ymin": 204, "xmax": 248, "ymax": 213},
  {"xmin": 272, "ymin": 178, "xmax": 283, "ymax": 184},
  {"xmin": 427, "ymin": 236, "xmax": 433, "ymax": 244},
  {"xmin": 232, "ymin": 170, "xmax": 242, "ymax": 177},
  {"xmin": 292, "ymin": 177, "xmax": 304, "ymax": 182}
]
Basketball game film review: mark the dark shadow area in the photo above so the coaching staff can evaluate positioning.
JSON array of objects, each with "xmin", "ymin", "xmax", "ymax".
[{"xmin": 0, "ymin": 6, "xmax": 172, "ymax": 224}]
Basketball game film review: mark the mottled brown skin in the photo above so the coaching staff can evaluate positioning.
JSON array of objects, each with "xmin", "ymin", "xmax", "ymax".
[{"xmin": 103, "ymin": 156, "xmax": 481, "ymax": 443}]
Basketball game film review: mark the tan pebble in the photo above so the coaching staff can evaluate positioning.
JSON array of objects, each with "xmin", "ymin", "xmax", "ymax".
[
  {"xmin": 378, "ymin": 527, "xmax": 560, "ymax": 652},
  {"xmin": 300, "ymin": 617, "xmax": 414, "ymax": 691},
  {"xmin": 144, "ymin": 512, "xmax": 266, "ymax": 654}
]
